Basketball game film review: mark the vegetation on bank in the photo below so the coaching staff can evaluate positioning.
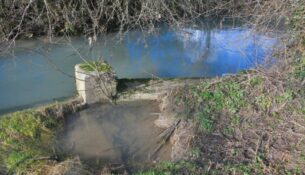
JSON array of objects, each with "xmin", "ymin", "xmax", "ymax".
[
  {"xmin": 138, "ymin": 1, "xmax": 305, "ymax": 175},
  {"xmin": 0, "ymin": 100, "xmax": 83, "ymax": 174},
  {"xmin": 79, "ymin": 60, "xmax": 113, "ymax": 73},
  {"xmin": 0, "ymin": 110, "xmax": 60, "ymax": 174},
  {"xmin": 137, "ymin": 66, "xmax": 304, "ymax": 174}
]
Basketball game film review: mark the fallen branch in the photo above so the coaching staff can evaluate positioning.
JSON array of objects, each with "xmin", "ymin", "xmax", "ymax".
[{"xmin": 149, "ymin": 119, "xmax": 181, "ymax": 159}]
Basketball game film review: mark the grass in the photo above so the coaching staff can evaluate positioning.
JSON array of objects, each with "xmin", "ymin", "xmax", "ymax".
[
  {"xmin": 156, "ymin": 25, "xmax": 305, "ymax": 173},
  {"xmin": 136, "ymin": 161, "xmax": 202, "ymax": 175},
  {"xmin": 175, "ymin": 80, "xmax": 246, "ymax": 132},
  {"xmin": 0, "ymin": 109, "xmax": 63, "ymax": 174},
  {"xmin": 79, "ymin": 60, "xmax": 113, "ymax": 73},
  {"xmin": 255, "ymin": 95, "xmax": 272, "ymax": 112},
  {"xmin": 138, "ymin": 155, "xmax": 303, "ymax": 175}
]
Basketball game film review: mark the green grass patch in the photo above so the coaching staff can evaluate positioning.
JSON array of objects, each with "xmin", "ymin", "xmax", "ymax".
[
  {"xmin": 0, "ymin": 110, "xmax": 61, "ymax": 174},
  {"xmin": 80, "ymin": 60, "xmax": 113, "ymax": 73},
  {"xmin": 293, "ymin": 54, "xmax": 305, "ymax": 80},
  {"xmin": 136, "ymin": 161, "xmax": 201, "ymax": 175},
  {"xmin": 192, "ymin": 81, "xmax": 245, "ymax": 131},
  {"xmin": 250, "ymin": 76, "xmax": 265, "ymax": 87},
  {"xmin": 255, "ymin": 95, "xmax": 272, "ymax": 112}
]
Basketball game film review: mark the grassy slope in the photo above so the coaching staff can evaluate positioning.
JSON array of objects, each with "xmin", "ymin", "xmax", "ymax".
[
  {"xmin": 0, "ymin": 100, "xmax": 81, "ymax": 174},
  {"xmin": 0, "ymin": 110, "xmax": 60, "ymax": 174},
  {"xmin": 138, "ymin": 3, "xmax": 305, "ymax": 175}
]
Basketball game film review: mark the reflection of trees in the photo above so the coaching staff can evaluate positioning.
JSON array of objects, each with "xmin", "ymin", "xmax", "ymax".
[
  {"xmin": 202, "ymin": 29, "xmax": 211, "ymax": 60},
  {"xmin": 178, "ymin": 28, "xmax": 212, "ymax": 63}
]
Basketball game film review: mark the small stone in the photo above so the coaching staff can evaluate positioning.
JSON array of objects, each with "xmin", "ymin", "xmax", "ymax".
[
  {"xmin": 244, "ymin": 148, "xmax": 256, "ymax": 159},
  {"xmin": 154, "ymin": 114, "xmax": 176, "ymax": 128},
  {"xmin": 234, "ymin": 128, "xmax": 243, "ymax": 141},
  {"xmin": 170, "ymin": 120, "xmax": 195, "ymax": 161}
]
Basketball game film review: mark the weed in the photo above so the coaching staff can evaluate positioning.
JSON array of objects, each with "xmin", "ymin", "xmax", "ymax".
[
  {"xmin": 80, "ymin": 60, "xmax": 113, "ymax": 73},
  {"xmin": 231, "ymin": 115, "xmax": 241, "ymax": 126},
  {"xmin": 193, "ymin": 81, "xmax": 245, "ymax": 131},
  {"xmin": 223, "ymin": 127, "xmax": 234, "ymax": 135},
  {"xmin": 250, "ymin": 76, "xmax": 265, "ymax": 87},
  {"xmin": 276, "ymin": 90, "xmax": 294, "ymax": 103},
  {"xmin": 196, "ymin": 111, "xmax": 214, "ymax": 132},
  {"xmin": 255, "ymin": 95, "xmax": 272, "ymax": 111},
  {"xmin": 190, "ymin": 147, "xmax": 201, "ymax": 159}
]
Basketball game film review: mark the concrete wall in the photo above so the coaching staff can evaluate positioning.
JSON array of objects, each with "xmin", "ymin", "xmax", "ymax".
[{"xmin": 75, "ymin": 64, "xmax": 117, "ymax": 104}]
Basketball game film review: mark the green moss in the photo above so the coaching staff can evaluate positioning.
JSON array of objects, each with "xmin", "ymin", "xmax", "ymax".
[{"xmin": 79, "ymin": 60, "xmax": 113, "ymax": 73}]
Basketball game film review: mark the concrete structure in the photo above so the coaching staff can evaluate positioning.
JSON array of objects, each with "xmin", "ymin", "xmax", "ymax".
[{"xmin": 75, "ymin": 64, "xmax": 117, "ymax": 104}]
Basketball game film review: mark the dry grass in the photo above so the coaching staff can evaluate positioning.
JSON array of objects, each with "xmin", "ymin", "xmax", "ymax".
[
  {"xmin": 45, "ymin": 158, "xmax": 92, "ymax": 175},
  {"xmin": 161, "ymin": 64, "xmax": 304, "ymax": 174}
]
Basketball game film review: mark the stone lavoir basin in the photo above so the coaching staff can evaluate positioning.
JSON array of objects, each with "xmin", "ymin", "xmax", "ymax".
[
  {"xmin": 58, "ymin": 100, "xmax": 172, "ymax": 171},
  {"xmin": 59, "ymin": 62, "xmax": 167, "ymax": 171},
  {"xmin": 57, "ymin": 62, "xmax": 190, "ymax": 172}
]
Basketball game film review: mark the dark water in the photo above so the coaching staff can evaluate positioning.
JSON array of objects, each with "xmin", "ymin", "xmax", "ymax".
[
  {"xmin": 0, "ymin": 26, "xmax": 277, "ymax": 114},
  {"xmin": 58, "ymin": 100, "xmax": 171, "ymax": 170}
]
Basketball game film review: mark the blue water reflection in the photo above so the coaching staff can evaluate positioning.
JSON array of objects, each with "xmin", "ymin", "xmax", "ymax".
[
  {"xmin": 0, "ymin": 27, "xmax": 277, "ymax": 113},
  {"xmin": 122, "ymin": 28, "xmax": 276, "ymax": 77}
]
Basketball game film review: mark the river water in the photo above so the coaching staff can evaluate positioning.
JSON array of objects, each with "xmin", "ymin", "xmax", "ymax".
[{"xmin": 0, "ymin": 25, "xmax": 277, "ymax": 114}]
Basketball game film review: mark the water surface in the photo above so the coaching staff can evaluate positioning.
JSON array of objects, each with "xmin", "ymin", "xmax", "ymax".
[
  {"xmin": 58, "ymin": 100, "xmax": 170, "ymax": 170},
  {"xmin": 0, "ymin": 26, "xmax": 277, "ymax": 113}
]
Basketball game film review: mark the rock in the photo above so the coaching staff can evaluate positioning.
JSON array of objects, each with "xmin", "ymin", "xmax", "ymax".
[
  {"xmin": 170, "ymin": 120, "xmax": 195, "ymax": 162},
  {"xmin": 154, "ymin": 113, "xmax": 177, "ymax": 129},
  {"xmin": 234, "ymin": 128, "xmax": 243, "ymax": 141},
  {"xmin": 244, "ymin": 148, "xmax": 256, "ymax": 159}
]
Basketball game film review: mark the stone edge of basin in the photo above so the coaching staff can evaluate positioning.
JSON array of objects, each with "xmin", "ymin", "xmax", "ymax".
[
  {"xmin": 75, "ymin": 62, "xmax": 202, "ymax": 104},
  {"xmin": 75, "ymin": 64, "xmax": 117, "ymax": 104},
  {"xmin": 74, "ymin": 63, "xmax": 200, "ymax": 162}
]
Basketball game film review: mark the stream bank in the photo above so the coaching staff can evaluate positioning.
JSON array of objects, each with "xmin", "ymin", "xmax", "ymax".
[
  {"xmin": 0, "ymin": 76, "xmax": 202, "ymax": 174},
  {"xmin": 0, "ymin": 65, "xmax": 304, "ymax": 175}
]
